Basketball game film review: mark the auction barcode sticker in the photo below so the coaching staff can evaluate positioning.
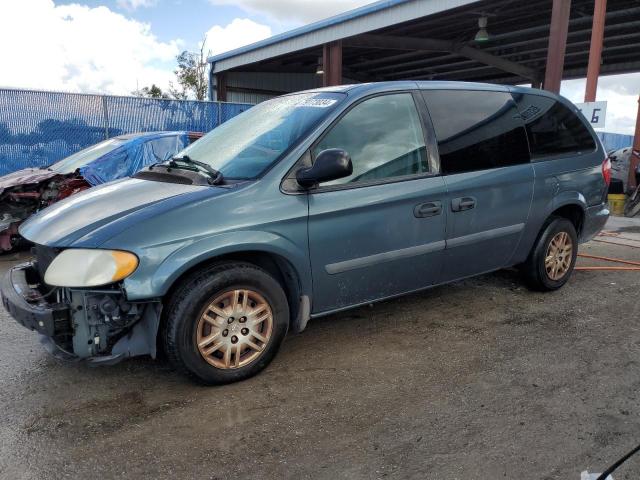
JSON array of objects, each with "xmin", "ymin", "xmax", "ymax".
[{"xmin": 299, "ymin": 98, "xmax": 338, "ymax": 108}]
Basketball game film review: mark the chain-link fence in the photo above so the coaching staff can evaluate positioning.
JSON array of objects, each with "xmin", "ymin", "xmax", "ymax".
[
  {"xmin": 0, "ymin": 88, "xmax": 253, "ymax": 175},
  {"xmin": 597, "ymin": 131, "xmax": 634, "ymax": 153}
]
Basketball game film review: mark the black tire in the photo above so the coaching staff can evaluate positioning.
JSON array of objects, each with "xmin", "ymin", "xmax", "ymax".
[
  {"xmin": 521, "ymin": 216, "xmax": 578, "ymax": 291},
  {"xmin": 163, "ymin": 262, "xmax": 289, "ymax": 385}
]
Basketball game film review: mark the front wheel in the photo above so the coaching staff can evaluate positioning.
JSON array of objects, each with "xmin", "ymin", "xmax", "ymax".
[
  {"xmin": 163, "ymin": 262, "xmax": 289, "ymax": 385},
  {"xmin": 521, "ymin": 217, "xmax": 578, "ymax": 291}
]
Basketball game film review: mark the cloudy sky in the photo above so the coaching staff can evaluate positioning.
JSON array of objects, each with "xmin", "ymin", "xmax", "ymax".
[{"xmin": 0, "ymin": 0, "xmax": 638, "ymax": 134}]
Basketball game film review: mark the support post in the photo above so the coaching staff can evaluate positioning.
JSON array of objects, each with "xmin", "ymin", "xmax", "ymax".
[
  {"xmin": 323, "ymin": 41, "xmax": 343, "ymax": 87},
  {"xmin": 216, "ymin": 72, "xmax": 227, "ymax": 102},
  {"xmin": 101, "ymin": 95, "xmax": 110, "ymax": 139},
  {"xmin": 627, "ymin": 96, "xmax": 640, "ymax": 192},
  {"xmin": 585, "ymin": 0, "xmax": 607, "ymax": 101},
  {"xmin": 543, "ymin": 0, "xmax": 572, "ymax": 93},
  {"xmin": 207, "ymin": 66, "xmax": 215, "ymax": 101}
]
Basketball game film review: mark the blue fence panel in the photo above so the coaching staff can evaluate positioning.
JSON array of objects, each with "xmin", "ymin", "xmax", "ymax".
[
  {"xmin": 104, "ymin": 96, "xmax": 221, "ymax": 135},
  {"xmin": 0, "ymin": 88, "xmax": 253, "ymax": 176},
  {"xmin": 0, "ymin": 89, "xmax": 106, "ymax": 174},
  {"xmin": 220, "ymin": 102, "xmax": 253, "ymax": 123},
  {"xmin": 597, "ymin": 131, "xmax": 634, "ymax": 152}
]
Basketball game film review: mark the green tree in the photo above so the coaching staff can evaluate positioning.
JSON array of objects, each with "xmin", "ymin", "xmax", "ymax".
[
  {"xmin": 169, "ymin": 38, "xmax": 210, "ymax": 101},
  {"xmin": 133, "ymin": 83, "xmax": 169, "ymax": 99}
]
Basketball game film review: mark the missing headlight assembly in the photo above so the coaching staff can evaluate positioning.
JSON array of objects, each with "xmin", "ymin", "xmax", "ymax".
[{"xmin": 64, "ymin": 287, "xmax": 161, "ymax": 363}]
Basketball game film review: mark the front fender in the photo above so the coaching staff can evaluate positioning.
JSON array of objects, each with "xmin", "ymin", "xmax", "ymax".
[{"xmin": 123, "ymin": 230, "xmax": 311, "ymax": 301}]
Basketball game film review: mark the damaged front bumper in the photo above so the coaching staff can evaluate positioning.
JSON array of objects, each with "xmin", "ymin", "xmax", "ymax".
[
  {"xmin": 2, "ymin": 262, "xmax": 70, "ymax": 336},
  {"xmin": 1, "ymin": 262, "xmax": 162, "ymax": 365}
]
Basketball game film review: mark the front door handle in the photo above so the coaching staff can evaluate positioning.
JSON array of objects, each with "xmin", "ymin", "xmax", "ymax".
[
  {"xmin": 451, "ymin": 197, "xmax": 476, "ymax": 212},
  {"xmin": 414, "ymin": 201, "xmax": 442, "ymax": 218}
]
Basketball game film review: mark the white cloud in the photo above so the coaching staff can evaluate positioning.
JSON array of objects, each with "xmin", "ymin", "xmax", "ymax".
[
  {"xmin": 0, "ymin": 0, "xmax": 180, "ymax": 95},
  {"xmin": 208, "ymin": 0, "xmax": 374, "ymax": 23},
  {"xmin": 116, "ymin": 0, "xmax": 157, "ymax": 10},
  {"xmin": 561, "ymin": 73, "xmax": 640, "ymax": 135},
  {"xmin": 204, "ymin": 18, "xmax": 272, "ymax": 56}
]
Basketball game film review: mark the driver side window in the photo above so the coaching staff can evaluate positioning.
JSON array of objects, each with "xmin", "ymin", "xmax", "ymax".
[{"xmin": 312, "ymin": 93, "xmax": 428, "ymax": 186}]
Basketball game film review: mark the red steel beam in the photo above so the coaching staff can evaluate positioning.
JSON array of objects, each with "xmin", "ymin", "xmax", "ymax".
[
  {"xmin": 216, "ymin": 72, "xmax": 227, "ymax": 102},
  {"xmin": 323, "ymin": 41, "xmax": 343, "ymax": 87},
  {"xmin": 628, "ymin": 96, "xmax": 640, "ymax": 191},
  {"xmin": 543, "ymin": 0, "xmax": 572, "ymax": 93},
  {"xmin": 585, "ymin": 0, "xmax": 607, "ymax": 101}
]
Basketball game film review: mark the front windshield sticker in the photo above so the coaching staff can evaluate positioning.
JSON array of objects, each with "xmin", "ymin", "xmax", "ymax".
[
  {"xmin": 275, "ymin": 95, "xmax": 338, "ymax": 109},
  {"xmin": 299, "ymin": 98, "xmax": 338, "ymax": 108}
]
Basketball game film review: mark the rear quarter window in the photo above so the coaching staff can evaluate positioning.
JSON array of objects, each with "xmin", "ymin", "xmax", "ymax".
[
  {"xmin": 511, "ymin": 93, "xmax": 596, "ymax": 159},
  {"xmin": 421, "ymin": 90, "xmax": 530, "ymax": 174}
]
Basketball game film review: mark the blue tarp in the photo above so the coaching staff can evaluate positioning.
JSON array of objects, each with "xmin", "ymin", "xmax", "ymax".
[{"xmin": 79, "ymin": 132, "xmax": 189, "ymax": 185}]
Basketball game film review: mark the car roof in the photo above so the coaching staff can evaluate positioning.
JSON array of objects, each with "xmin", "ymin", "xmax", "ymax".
[{"xmin": 295, "ymin": 80, "xmax": 562, "ymax": 101}]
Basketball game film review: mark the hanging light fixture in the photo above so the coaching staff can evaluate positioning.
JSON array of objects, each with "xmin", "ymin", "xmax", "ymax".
[{"xmin": 474, "ymin": 16, "xmax": 490, "ymax": 43}]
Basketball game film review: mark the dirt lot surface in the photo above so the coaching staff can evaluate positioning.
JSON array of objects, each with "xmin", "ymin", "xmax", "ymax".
[{"xmin": 1, "ymin": 217, "xmax": 640, "ymax": 480}]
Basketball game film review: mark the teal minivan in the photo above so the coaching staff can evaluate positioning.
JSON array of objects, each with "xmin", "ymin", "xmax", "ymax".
[{"xmin": 2, "ymin": 82, "xmax": 610, "ymax": 384}]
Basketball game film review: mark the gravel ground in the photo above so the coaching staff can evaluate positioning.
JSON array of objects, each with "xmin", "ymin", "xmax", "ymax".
[{"xmin": 1, "ymin": 217, "xmax": 640, "ymax": 480}]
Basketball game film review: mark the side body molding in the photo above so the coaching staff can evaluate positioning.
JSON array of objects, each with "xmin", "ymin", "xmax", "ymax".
[
  {"xmin": 325, "ymin": 240, "xmax": 446, "ymax": 275},
  {"xmin": 446, "ymin": 223, "xmax": 525, "ymax": 249},
  {"xmin": 323, "ymin": 224, "xmax": 525, "ymax": 276}
]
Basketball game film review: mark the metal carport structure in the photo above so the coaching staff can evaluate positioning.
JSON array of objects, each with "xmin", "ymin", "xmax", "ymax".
[{"xmin": 207, "ymin": 0, "xmax": 640, "ymax": 104}]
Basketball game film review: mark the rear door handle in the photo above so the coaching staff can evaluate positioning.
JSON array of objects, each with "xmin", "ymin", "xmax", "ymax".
[
  {"xmin": 451, "ymin": 197, "xmax": 476, "ymax": 212},
  {"xmin": 414, "ymin": 201, "xmax": 442, "ymax": 218}
]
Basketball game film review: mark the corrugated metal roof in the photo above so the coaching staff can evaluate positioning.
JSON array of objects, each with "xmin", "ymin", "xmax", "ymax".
[
  {"xmin": 208, "ymin": 0, "xmax": 481, "ymax": 73},
  {"xmin": 207, "ymin": 0, "xmax": 640, "ymax": 96}
]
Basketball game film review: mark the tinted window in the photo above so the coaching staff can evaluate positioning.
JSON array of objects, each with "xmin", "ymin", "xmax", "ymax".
[
  {"xmin": 512, "ymin": 93, "xmax": 596, "ymax": 159},
  {"xmin": 422, "ymin": 90, "xmax": 530, "ymax": 174},
  {"xmin": 312, "ymin": 93, "xmax": 428, "ymax": 186}
]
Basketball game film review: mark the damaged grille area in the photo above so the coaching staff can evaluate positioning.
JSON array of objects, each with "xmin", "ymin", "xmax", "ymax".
[{"xmin": 5, "ymin": 262, "xmax": 74, "ymax": 351}]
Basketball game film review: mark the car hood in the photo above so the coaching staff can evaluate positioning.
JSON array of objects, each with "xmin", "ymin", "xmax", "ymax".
[
  {"xmin": 19, "ymin": 178, "xmax": 213, "ymax": 246},
  {"xmin": 0, "ymin": 168, "xmax": 60, "ymax": 194}
]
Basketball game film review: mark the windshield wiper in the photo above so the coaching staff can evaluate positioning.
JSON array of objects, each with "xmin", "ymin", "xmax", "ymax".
[{"xmin": 168, "ymin": 155, "xmax": 224, "ymax": 185}]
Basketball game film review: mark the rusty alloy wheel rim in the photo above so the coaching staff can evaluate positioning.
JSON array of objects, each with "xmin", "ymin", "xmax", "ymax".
[
  {"xmin": 545, "ymin": 231, "xmax": 574, "ymax": 281},
  {"xmin": 196, "ymin": 289, "xmax": 273, "ymax": 369}
]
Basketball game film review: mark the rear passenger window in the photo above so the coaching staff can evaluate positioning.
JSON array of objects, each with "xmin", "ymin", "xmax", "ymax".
[
  {"xmin": 422, "ymin": 90, "xmax": 530, "ymax": 174},
  {"xmin": 511, "ymin": 93, "xmax": 596, "ymax": 159}
]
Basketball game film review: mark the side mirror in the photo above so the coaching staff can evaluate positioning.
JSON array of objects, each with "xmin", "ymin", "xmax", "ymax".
[{"xmin": 296, "ymin": 149, "xmax": 353, "ymax": 188}]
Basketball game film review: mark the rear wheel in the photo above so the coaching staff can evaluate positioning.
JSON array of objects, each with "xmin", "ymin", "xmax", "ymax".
[
  {"xmin": 163, "ymin": 262, "xmax": 289, "ymax": 385},
  {"xmin": 522, "ymin": 217, "xmax": 578, "ymax": 291}
]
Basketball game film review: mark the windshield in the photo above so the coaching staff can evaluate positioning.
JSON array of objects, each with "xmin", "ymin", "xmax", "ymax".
[
  {"xmin": 50, "ymin": 138, "xmax": 126, "ymax": 174},
  {"xmin": 174, "ymin": 92, "xmax": 345, "ymax": 179}
]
